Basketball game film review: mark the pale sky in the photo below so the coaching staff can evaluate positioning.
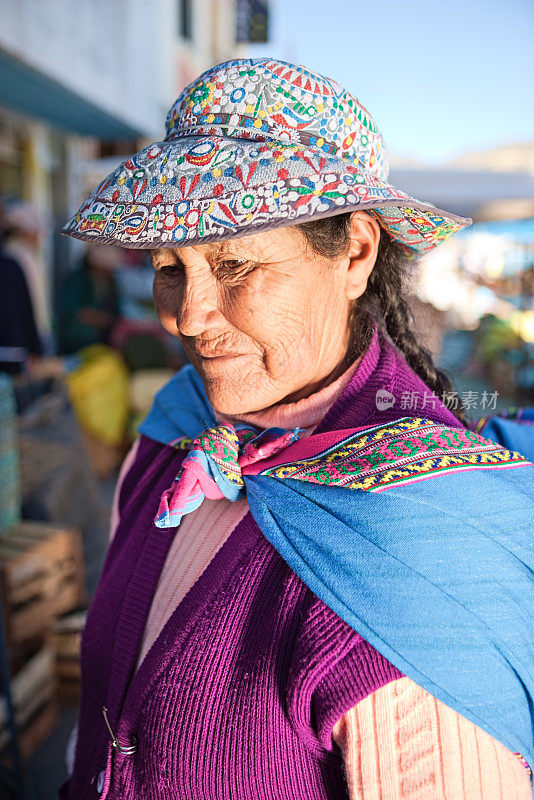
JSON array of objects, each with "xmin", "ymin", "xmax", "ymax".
[{"xmin": 248, "ymin": 0, "xmax": 534, "ymax": 165}]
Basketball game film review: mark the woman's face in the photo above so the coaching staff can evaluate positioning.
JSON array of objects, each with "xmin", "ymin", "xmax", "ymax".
[{"xmin": 151, "ymin": 214, "xmax": 379, "ymax": 414}]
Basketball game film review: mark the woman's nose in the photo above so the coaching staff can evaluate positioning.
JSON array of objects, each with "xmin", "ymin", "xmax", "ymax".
[{"xmin": 176, "ymin": 270, "xmax": 219, "ymax": 338}]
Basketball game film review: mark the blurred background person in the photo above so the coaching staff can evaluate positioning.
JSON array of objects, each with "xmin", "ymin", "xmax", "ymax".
[
  {"xmin": 2, "ymin": 201, "xmax": 53, "ymax": 354},
  {"xmin": 58, "ymin": 244, "xmax": 120, "ymax": 355},
  {"xmin": 0, "ymin": 201, "xmax": 43, "ymax": 373}
]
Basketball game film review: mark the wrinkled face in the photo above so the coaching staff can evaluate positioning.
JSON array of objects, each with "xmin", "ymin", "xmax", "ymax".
[{"xmin": 151, "ymin": 223, "xmax": 371, "ymax": 415}]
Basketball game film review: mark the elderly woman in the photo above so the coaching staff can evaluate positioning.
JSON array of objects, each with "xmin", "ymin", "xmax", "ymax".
[{"xmin": 60, "ymin": 59, "xmax": 533, "ymax": 799}]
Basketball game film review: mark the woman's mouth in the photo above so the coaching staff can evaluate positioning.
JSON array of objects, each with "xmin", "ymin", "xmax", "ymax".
[{"xmin": 196, "ymin": 350, "xmax": 245, "ymax": 360}]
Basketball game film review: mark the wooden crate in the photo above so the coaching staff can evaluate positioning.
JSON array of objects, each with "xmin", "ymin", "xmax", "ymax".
[
  {"xmin": 51, "ymin": 610, "xmax": 86, "ymax": 702},
  {"xmin": 0, "ymin": 642, "xmax": 59, "ymax": 761},
  {"xmin": 0, "ymin": 522, "xmax": 87, "ymax": 647}
]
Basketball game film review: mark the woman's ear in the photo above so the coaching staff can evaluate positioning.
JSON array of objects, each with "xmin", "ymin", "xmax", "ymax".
[{"xmin": 344, "ymin": 211, "xmax": 381, "ymax": 300}]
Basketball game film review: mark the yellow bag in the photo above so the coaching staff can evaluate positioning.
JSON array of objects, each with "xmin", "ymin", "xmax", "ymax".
[{"xmin": 65, "ymin": 344, "xmax": 130, "ymax": 447}]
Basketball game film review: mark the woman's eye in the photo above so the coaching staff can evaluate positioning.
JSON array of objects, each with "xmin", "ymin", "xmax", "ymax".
[
  {"xmin": 220, "ymin": 259, "xmax": 248, "ymax": 270},
  {"xmin": 157, "ymin": 263, "xmax": 183, "ymax": 276},
  {"xmin": 215, "ymin": 259, "xmax": 255, "ymax": 284}
]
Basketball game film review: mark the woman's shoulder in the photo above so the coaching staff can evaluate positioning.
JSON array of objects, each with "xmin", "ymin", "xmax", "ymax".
[
  {"xmin": 110, "ymin": 433, "xmax": 187, "ymax": 537},
  {"xmin": 109, "ymin": 435, "xmax": 178, "ymax": 539},
  {"xmin": 285, "ymin": 577, "xmax": 403, "ymax": 753}
]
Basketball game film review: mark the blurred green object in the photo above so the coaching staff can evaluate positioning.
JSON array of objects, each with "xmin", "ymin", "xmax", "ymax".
[
  {"xmin": 478, "ymin": 314, "xmax": 522, "ymax": 366},
  {"xmin": 58, "ymin": 252, "xmax": 120, "ymax": 355},
  {"xmin": 121, "ymin": 334, "xmax": 168, "ymax": 372},
  {"xmin": 0, "ymin": 373, "xmax": 21, "ymax": 532}
]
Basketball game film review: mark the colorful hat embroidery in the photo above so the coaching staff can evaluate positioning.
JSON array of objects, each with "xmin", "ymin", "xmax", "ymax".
[{"xmin": 63, "ymin": 58, "xmax": 472, "ymax": 253}]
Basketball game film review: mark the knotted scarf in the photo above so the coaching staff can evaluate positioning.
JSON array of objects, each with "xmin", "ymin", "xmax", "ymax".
[{"xmin": 139, "ymin": 364, "xmax": 534, "ymax": 775}]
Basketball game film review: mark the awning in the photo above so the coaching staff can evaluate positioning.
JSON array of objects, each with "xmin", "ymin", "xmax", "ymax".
[{"xmin": 0, "ymin": 47, "xmax": 143, "ymax": 140}]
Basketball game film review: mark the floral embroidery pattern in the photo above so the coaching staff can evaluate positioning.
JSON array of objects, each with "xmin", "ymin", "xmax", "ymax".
[{"xmin": 64, "ymin": 58, "xmax": 471, "ymax": 254}]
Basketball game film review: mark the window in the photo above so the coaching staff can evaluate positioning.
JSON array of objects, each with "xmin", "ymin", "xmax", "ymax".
[
  {"xmin": 236, "ymin": 0, "xmax": 269, "ymax": 44},
  {"xmin": 178, "ymin": 0, "xmax": 192, "ymax": 40}
]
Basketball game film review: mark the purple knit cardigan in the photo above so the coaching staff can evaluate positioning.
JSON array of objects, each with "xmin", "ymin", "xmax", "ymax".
[{"xmin": 59, "ymin": 324, "xmax": 462, "ymax": 799}]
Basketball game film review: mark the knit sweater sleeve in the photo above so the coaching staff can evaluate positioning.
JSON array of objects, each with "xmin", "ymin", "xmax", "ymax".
[{"xmin": 332, "ymin": 677, "xmax": 532, "ymax": 799}]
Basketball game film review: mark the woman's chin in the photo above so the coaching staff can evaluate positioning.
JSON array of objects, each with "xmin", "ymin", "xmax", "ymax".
[
  {"xmin": 196, "ymin": 357, "xmax": 296, "ymax": 417},
  {"xmin": 207, "ymin": 387, "xmax": 265, "ymax": 417},
  {"xmin": 202, "ymin": 376, "xmax": 276, "ymax": 417}
]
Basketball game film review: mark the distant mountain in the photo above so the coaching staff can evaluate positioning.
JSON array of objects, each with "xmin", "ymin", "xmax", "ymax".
[
  {"xmin": 446, "ymin": 142, "xmax": 534, "ymax": 174},
  {"xmin": 388, "ymin": 153, "xmax": 428, "ymax": 169}
]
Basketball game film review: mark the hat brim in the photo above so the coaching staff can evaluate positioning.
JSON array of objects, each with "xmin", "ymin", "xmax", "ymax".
[{"xmin": 62, "ymin": 135, "xmax": 471, "ymax": 254}]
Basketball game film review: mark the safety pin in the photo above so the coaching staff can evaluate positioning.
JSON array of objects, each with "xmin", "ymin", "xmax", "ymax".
[{"xmin": 102, "ymin": 706, "xmax": 137, "ymax": 755}]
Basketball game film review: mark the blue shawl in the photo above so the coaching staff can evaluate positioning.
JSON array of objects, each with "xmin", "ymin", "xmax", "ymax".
[{"xmin": 139, "ymin": 364, "xmax": 534, "ymax": 774}]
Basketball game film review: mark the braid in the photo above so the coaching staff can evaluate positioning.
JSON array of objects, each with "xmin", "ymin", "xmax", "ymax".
[
  {"xmin": 364, "ymin": 234, "xmax": 468, "ymax": 426},
  {"xmin": 297, "ymin": 213, "xmax": 469, "ymax": 426}
]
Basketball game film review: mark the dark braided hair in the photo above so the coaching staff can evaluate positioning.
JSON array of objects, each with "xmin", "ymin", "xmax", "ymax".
[{"xmin": 296, "ymin": 212, "xmax": 468, "ymax": 426}]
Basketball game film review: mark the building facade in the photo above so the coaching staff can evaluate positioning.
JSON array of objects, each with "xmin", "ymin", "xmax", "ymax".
[{"xmin": 0, "ymin": 0, "xmax": 244, "ymax": 348}]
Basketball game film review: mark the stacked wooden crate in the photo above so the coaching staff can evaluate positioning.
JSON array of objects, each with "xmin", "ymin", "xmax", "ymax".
[
  {"xmin": 0, "ymin": 642, "xmax": 57, "ymax": 761},
  {"xmin": 51, "ymin": 611, "xmax": 86, "ymax": 702},
  {"xmin": 0, "ymin": 521, "xmax": 87, "ymax": 760}
]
